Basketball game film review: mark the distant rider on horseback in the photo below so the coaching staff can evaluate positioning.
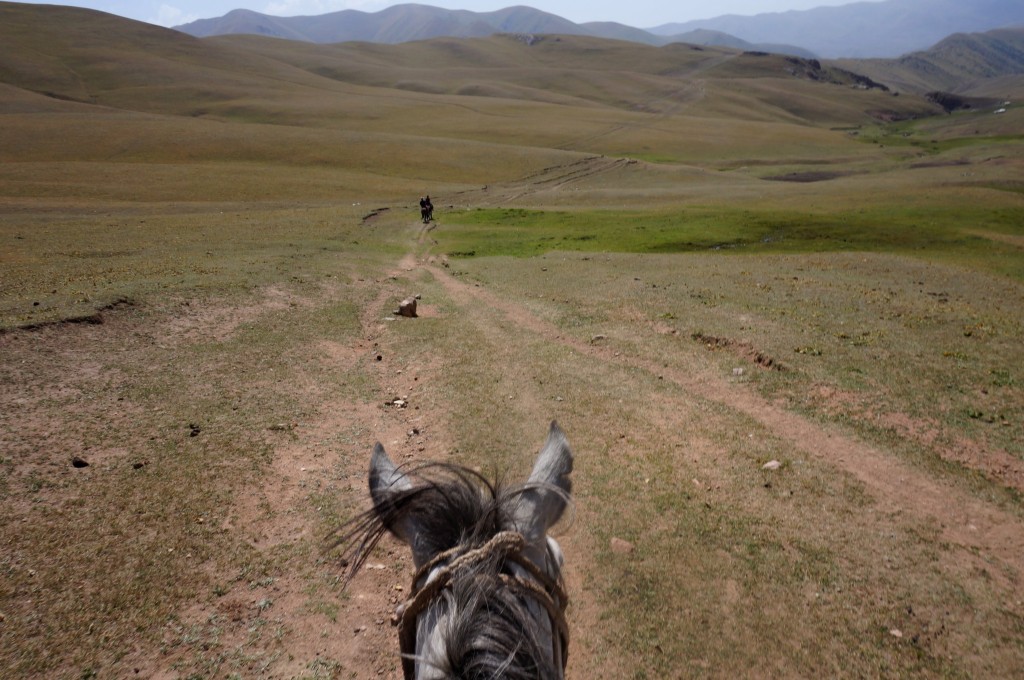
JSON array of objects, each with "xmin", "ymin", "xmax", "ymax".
[{"xmin": 419, "ymin": 195, "xmax": 434, "ymax": 224}]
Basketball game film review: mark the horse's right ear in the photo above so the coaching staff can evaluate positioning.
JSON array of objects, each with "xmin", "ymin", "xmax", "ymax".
[
  {"xmin": 369, "ymin": 443, "xmax": 415, "ymax": 539},
  {"xmin": 513, "ymin": 421, "xmax": 573, "ymax": 545}
]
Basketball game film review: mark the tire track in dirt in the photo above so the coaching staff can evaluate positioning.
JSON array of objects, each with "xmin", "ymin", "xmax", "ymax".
[
  {"xmin": 445, "ymin": 156, "xmax": 636, "ymax": 206},
  {"xmin": 422, "ymin": 263, "xmax": 1024, "ymax": 587}
]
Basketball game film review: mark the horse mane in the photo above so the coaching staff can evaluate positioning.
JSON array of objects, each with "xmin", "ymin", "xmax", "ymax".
[
  {"xmin": 427, "ymin": 555, "xmax": 560, "ymax": 679},
  {"xmin": 326, "ymin": 461, "xmax": 566, "ymax": 679}
]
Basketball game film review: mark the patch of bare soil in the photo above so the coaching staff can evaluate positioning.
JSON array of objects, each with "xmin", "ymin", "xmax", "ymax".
[
  {"xmin": 156, "ymin": 284, "xmax": 316, "ymax": 345},
  {"xmin": 909, "ymin": 158, "xmax": 971, "ymax": 169},
  {"xmin": 814, "ymin": 384, "xmax": 1024, "ymax": 494},
  {"xmin": 0, "ymin": 296, "xmax": 133, "ymax": 334},
  {"xmin": 691, "ymin": 331, "xmax": 786, "ymax": 371},
  {"xmin": 968, "ymin": 229, "xmax": 1024, "ymax": 249},
  {"xmin": 763, "ymin": 171, "xmax": 848, "ymax": 182},
  {"xmin": 360, "ymin": 207, "xmax": 390, "ymax": 225}
]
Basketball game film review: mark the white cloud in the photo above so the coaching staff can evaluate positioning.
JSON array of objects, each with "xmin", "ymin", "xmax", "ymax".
[{"xmin": 151, "ymin": 4, "xmax": 199, "ymax": 27}]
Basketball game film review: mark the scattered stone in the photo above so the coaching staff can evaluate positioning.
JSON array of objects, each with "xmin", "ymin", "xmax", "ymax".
[
  {"xmin": 591, "ymin": 334, "xmax": 608, "ymax": 343},
  {"xmin": 889, "ymin": 629, "xmax": 903, "ymax": 638},
  {"xmin": 396, "ymin": 297, "xmax": 418, "ymax": 318},
  {"xmin": 71, "ymin": 457, "xmax": 89, "ymax": 468},
  {"xmin": 733, "ymin": 367, "xmax": 745, "ymax": 376},
  {"xmin": 762, "ymin": 460, "xmax": 782, "ymax": 471},
  {"xmin": 610, "ymin": 537, "xmax": 634, "ymax": 555}
]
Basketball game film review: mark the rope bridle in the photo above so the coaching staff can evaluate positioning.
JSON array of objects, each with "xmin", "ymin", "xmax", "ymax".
[{"xmin": 393, "ymin": 530, "xmax": 569, "ymax": 680}]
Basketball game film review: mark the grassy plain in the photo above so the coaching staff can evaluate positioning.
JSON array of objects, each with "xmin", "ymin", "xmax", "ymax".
[{"xmin": 2, "ymin": 3, "xmax": 1024, "ymax": 678}]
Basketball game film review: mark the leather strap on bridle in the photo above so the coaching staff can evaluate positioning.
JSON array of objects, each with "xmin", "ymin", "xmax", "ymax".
[{"xmin": 393, "ymin": 531, "xmax": 569, "ymax": 680}]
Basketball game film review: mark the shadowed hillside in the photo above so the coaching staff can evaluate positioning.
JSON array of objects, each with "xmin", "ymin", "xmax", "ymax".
[{"xmin": 837, "ymin": 27, "xmax": 1024, "ymax": 96}]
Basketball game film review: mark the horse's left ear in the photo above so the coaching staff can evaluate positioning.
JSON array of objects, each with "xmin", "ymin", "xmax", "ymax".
[
  {"xmin": 514, "ymin": 421, "xmax": 573, "ymax": 544},
  {"xmin": 368, "ymin": 443, "xmax": 417, "ymax": 541}
]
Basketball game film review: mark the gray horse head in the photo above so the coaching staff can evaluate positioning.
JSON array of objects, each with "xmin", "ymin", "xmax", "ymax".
[{"xmin": 333, "ymin": 421, "xmax": 573, "ymax": 679}]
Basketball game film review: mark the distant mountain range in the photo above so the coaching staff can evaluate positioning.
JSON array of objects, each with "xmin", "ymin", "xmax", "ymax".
[
  {"xmin": 652, "ymin": 0, "xmax": 1024, "ymax": 58},
  {"xmin": 175, "ymin": 0, "xmax": 1024, "ymax": 59},
  {"xmin": 173, "ymin": 3, "xmax": 814, "ymax": 57},
  {"xmin": 837, "ymin": 27, "xmax": 1024, "ymax": 97}
]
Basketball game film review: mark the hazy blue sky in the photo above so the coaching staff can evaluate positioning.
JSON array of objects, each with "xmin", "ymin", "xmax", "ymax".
[{"xmin": 18, "ymin": 1, "xmax": 874, "ymax": 29}]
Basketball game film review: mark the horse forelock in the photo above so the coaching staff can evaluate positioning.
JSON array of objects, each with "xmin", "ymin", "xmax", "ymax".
[{"xmin": 414, "ymin": 552, "xmax": 563, "ymax": 680}]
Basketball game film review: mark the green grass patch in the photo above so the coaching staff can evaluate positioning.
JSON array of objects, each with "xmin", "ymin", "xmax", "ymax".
[{"xmin": 438, "ymin": 206, "xmax": 1024, "ymax": 280}]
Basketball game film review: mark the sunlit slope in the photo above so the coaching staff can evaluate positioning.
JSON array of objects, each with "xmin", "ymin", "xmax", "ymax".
[
  {"xmin": 0, "ymin": 1, "xmax": 991, "ymax": 202},
  {"xmin": 228, "ymin": 33, "xmax": 940, "ymax": 123}
]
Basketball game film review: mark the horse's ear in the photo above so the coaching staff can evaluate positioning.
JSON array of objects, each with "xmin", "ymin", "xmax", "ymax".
[
  {"xmin": 369, "ymin": 443, "xmax": 417, "ymax": 542},
  {"xmin": 514, "ymin": 421, "xmax": 573, "ymax": 544}
]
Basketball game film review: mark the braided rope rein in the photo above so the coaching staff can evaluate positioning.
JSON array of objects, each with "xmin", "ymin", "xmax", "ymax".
[{"xmin": 394, "ymin": 530, "xmax": 569, "ymax": 679}]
